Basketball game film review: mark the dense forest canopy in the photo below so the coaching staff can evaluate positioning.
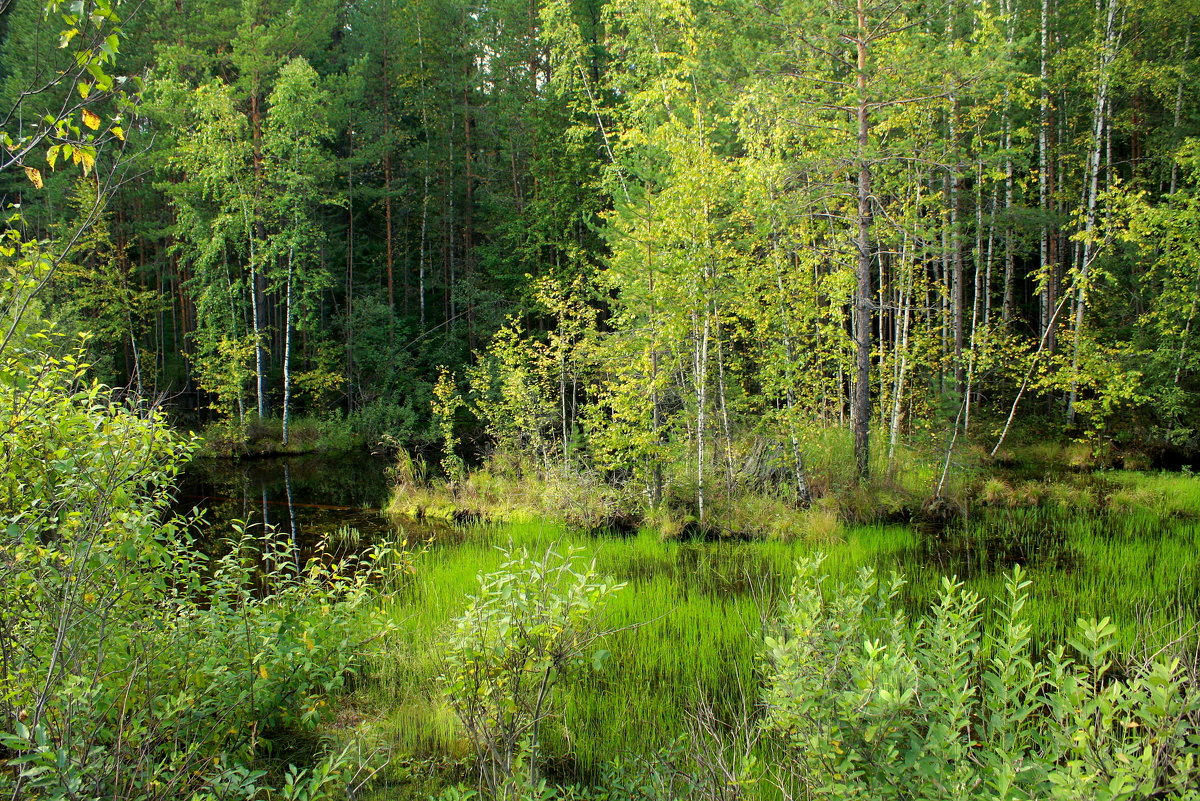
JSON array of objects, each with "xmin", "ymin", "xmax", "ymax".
[{"xmin": 5, "ymin": 0, "xmax": 1200, "ymax": 493}]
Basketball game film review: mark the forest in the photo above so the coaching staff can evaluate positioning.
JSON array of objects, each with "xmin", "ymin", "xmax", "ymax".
[{"xmin": 3, "ymin": 0, "xmax": 1200, "ymax": 798}]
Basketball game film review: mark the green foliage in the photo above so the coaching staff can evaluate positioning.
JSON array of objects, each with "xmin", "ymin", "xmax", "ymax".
[
  {"xmin": 352, "ymin": 396, "xmax": 427, "ymax": 450},
  {"xmin": 0, "ymin": 2, "xmax": 390, "ymax": 797},
  {"xmin": 0, "ymin": 320, "xmax": 397, "ymax": 792},
  {"xmin": 441, "ymin": 545, "xmax": 625, "ymax": 796},
  {"xmin": 467, "ymin": 322, "xmax": 559, "ymax": 463},
  {"xmin": 762, "ymin": 557, "xmax": 1200, "ymax": 800},
  {"xmin": 433, "ymin": 366, "xmax": 467, "ymax": 480},
  {"xmin": 45, "ymin": 181, "xmax": 162, "ymax": 386},
  {"xmin": 1, "ymin": 265, "xmax": 398, "ymax": 799}
]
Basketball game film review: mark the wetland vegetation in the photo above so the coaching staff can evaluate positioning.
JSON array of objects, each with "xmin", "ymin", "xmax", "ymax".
[
  {"xmin": 158, "ymin": 452, "xmax": 1200, "ymax": 799},
  {"xmin": 6, "ymin": 0, "xmax": 1200, "ymax": 797}
]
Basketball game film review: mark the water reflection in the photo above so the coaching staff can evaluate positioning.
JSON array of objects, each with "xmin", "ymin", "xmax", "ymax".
[{"xmin": 177, "ymin": 454, "xmax": 399, "ymax": 551}]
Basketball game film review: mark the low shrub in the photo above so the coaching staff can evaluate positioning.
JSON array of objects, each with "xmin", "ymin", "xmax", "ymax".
[
  {"xmin": 441, "ymin": 546, "xmax": 625, "ymax": 796},
  {"xmin": 1, "ymin": 335, "xmax": 398, "ymax": 798},
  {"xmin": 349, "ymin": 397, "xmax": 425, "ymax": 450},
  {"xmin": 762, "ymin": 557, "xmax": 1200, "ymax": 800},
  {"xmin": 1, "ymin": 521, "xmax": 401, "ymax": 800}
]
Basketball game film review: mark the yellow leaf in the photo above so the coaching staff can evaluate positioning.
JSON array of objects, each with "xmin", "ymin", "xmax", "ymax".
[
  {"xmin": 24, "ymin": 167, "xmax": 43, "ymax": 189},
  {"xmin": 258, "ymin": 664, "xmax": 268, "ymax": 679},
  {"xmin": 110, "ymin": 125, "xmax": 124, "ymax": 141},
  {"xmin": 79, "ymin": 148, "xmax": 95, "ymax": 177},
  {"xmin": 81, "ymin": 108, "xmax": 100, "ymax": 130}
]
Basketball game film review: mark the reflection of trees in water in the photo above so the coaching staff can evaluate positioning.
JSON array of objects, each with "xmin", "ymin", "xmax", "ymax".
[
  {"xmin": 187, "ymin": 454, "xmax": 392, "ymax": 506},
  {"xmin": 905, "ymin": 509, "xmax": 1075, "ymax": 584},
  {"xmin": 179, "ymin": 455, "xmax": 397, "ymax": 551}
]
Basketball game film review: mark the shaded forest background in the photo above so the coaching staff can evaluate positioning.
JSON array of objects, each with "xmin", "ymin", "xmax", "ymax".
[{"xmin": 5, "ymin": 0, "xmax": 1200, "ymax": 489}]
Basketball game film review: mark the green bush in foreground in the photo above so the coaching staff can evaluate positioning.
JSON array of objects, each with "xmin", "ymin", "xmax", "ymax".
[
  {"xmin": 0, "ymin": 314, "xmax": 395, "ymax": 798},
  {"xmin": 441, "ymin": 546, "xmax": 626, "ymax": 797},
  {"xmin": 762, "ymin": 558, "xmax": 1200, "ymax": 801}
]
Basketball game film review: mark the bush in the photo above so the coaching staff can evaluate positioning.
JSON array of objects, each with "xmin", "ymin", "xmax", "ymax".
[
  {"xmin": 441, "ymin": 546, "xmax": 625, "ymax": 797},
  {"xmin": 0, "ymin": 513, "xmax": 399, "ymax": 799},
  {"xmin": 762, "ymin": 557, "xmax": 1200, "ymax": 800},
  {"xmin": 349, "ymin": 396, "xmax": 424, "ymax": 450},
  {"xmin": 0, "ymin": 326, "xmax": 399, "ymax": 798}
]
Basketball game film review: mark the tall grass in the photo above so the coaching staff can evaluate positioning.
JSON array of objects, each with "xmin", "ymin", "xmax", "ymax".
[
  {"xmin": 353, "ymin": 470, "xmax": 1200, "ymax": 797},
  {"xmin": 384, "ymin": 426, "xmax": 973, "ymax": 541}
]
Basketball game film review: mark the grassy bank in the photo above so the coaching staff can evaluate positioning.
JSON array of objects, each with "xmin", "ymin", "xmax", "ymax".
[
  {"xmin": 193, "ymin": 414, "xmax": 366, "ymax": 458},
  {"xmin": 386, "ymin": 431, "xmax": 969, "ymax": 538}
]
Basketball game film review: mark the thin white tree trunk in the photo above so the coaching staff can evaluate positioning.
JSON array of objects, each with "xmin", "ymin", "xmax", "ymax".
[
  {"xmin": 694, "ymin": 309, "xmax": 710, "ymax": 525},
  {"xmin": 889, "ymin": 231, "xmax": 913, "ymax": 463},
  {"xmin": 1170, "ymin": 28, "xmax": 1191, "ymax": 194},
  {"xmin": 282, "ymin": 246, "xmax": 293, "ymax": 447},
  {"xmin": 1067, "ymin": 0, "xmax": 1120, "ymax": 425},
  {"xmin": 244, "ymin": 206, "xmax": 265, "ymax": 419}
]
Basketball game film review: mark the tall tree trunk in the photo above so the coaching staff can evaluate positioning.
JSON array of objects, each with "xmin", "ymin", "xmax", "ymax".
[
  {"xmin": 852, "ymin": 0, "xmax": 873, "ymax": 481},
  {"xmin": 949, "ymin": 91, "xmax": 965, "ymax": 394},
  {"xmin": 965, "ymin": 164, "xmax": 986, "ymax": 433},
  {"xmin": 1038, "ymin": 0, "xmax": 1052, "ymax": 350},
  {"xmin": 1170, "ymin": 28, "xmax": 1191, "ymax": 195},
  {"xmin": 384, "ymin": 152, "xmax": 395, "ymax": 313},
  {"xmin": 647, "ymin": 195, "xmax": 663, "ymax": 508},
  {"xmin": 693, "ymin": 309, "xmax": 711, "ymax": 524},
  {"xmin": 1067, "ymin": 0, "xmax": 1119, "ymax": 425},
  {"xmin": 463, "ymin": 75, "xmax": 476, "ymax": 348},
  {"xmin": 246, "ymin": 207, "xmax": 265, "ymax": 419},
  {"xmin": 420, "ymin": 176, "xmax": 430, "ymax": 329},
  {"xmin": 417, "ymin": 13, "xmax": 431, "ymax": 330},
  {"xmin": 282, "ymin": 247, "xmax": 293, "ymax": 447},
  {"xmin": 889, "ymin": 236, "xmax": 913, "ymax": 463},
  {"xmin": 345, "ymin": 131, "xmax": 355, "ymax": 402},
  {"xmin": 715, "ymin": 322, "xmax": 736, "ymax": 490},
  {"xmin": 775, "ymin": 260, "xmax": 812, "ymax": 506},
  {"xmin": 1001, "ymin": 0, "xmax": 1016, "ymax": 323},
  {"xmin": 249, "ymin": 93, "xmax": 267, "ymax": 420},
  {"xmin": 383, "ymin": 42, "xmax": 396, "ymax": 314}
]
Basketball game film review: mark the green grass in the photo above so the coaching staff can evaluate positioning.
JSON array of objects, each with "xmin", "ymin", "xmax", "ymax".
[
  {"xmin": 1106, "ymin": 469, "xmax": 1200, "ymax": 514},
  {"xmin": 349, "ymin": 469, "xmax": 1200, "ymax": 797},
  {"xmin": 383, "ymin": 427, "xmax": 975, "ymax": 540},
  {"xmin": 193, "ymin": 414, "xmax": 364, "ymax": 458}
]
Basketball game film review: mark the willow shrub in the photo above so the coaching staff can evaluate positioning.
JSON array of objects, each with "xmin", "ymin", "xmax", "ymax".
[
  {"xmin": 762, "ymin": 557, "xmax": 1200, "ymax": 801},
  {"xmin": 0, "ymin": 327, "xmax": 397, "ymax": 799},
  {"xmin": 441, "ymin": 546, "xmax": 626, "ymax": 797}
]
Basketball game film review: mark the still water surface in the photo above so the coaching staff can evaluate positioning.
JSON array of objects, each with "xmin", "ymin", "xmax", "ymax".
[{"xmin": 178, "ymin": 454, "xmax": 405, "ymax": 547}]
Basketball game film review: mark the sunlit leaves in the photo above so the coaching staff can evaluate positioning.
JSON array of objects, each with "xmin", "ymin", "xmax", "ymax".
[{"xmin": 442, "ymin": 545, "xmax": 625, "ymax": 791}]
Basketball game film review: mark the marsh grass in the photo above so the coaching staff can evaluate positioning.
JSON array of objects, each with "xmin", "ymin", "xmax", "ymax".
[
  {"xmin": 385, "ymin": 431, "xmax": 968, "ymax": 545},
  {"xmin": 194, "ymin": 414, "xmax": 364, "ymax": 457},
  {"xmin": 352, "ymin": 469, "xmax": 1200, "ymax": 798}
]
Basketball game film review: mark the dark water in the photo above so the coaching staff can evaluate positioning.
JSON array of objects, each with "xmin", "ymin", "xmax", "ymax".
[{"xmin": 177, "ymin": 454, "xmax": 412, "ymax": 551}]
